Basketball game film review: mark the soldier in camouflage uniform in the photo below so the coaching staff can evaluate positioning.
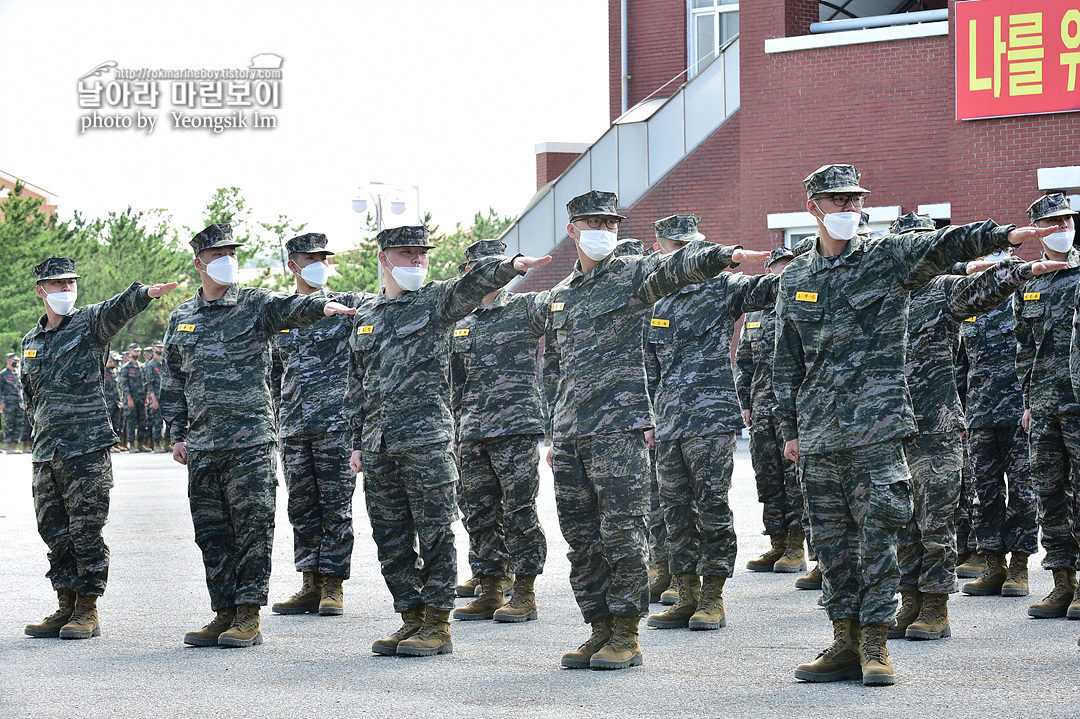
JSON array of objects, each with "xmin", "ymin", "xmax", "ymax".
[
  {"xmin": 22, "ymin": 257, "xmax": 177, "ymax": 640},
  {"xmin": 143, "ymin": 342, "xmax": 166, "ymax": 452},
  {"xmin": 642, "ymin": 214, "xmax": 778, "ymax": 634},
  {"xmin": 344, "ymin": 225, "xmax": 549, "ymax": 658},
  {"xmin": 776, "ymin": 165, "xmax": 1046, "ymax": 686},
  {"xmin": 735, "ymin": 247, "xmax": 812, "ymax": 582},
  {"xmin": 103, "ymin": 352, "xmax": 123, "ymax": 451},
  {"xmin": 1, "ymin": 352, "xmax": 29, "ymax": 452},
  {"xmin": 449, "ymin": 239, "xmax": 549, "ymax": 624},
  {"xmin": 270, "ymin": 233, "xmax": 373, "ymax": 618},
  {"xmin": 1014, "ymin": 193, "xmax": 1080, "ymax": 621},
  {"xmin": 541, "ymin": 192, "xmax": 768, "ymax": 671},
  {"xmin": 120, "ymin": 343, "xmax": 150, "ymax": 452},
  {"xmin": 890, "ymin": 212, "xmax": 1058, "ymax": 641},
  {"xmin": 161, "ymin": 224, "xmax": 357, "ymax": 649}
]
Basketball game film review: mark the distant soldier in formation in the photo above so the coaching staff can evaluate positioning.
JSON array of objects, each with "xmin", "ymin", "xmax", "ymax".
[
  {"xmin": 1, "ymin": 352, "xmax": 29, "ymax": 453},
  {"xmin": 103, "ymin": 351, "xmax": 124, "ymax": 451},
  {"xmin": 143, "ymin": 341, "xmax": 166, "ymax": 452},
  {"xmin": 120, "ymin": 343, "xmax": 150, "ymax": 452}
]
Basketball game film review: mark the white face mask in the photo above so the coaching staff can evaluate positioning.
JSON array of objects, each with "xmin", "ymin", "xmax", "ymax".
[
  {"xmin": 1042, "ymin": 229, "xmax": 1075, "ymax": 254},
  {"xmin": 984, "ymin": 250, "xmax": 1010, "ymax": 263},
  {"xmin": 385, "ymin": 255, "xmax": 427, "ymax": 291},
  {"xmin": 203, "ymin": 255, "xmax": 238, "ymax": 286},
  {"xmin": 577, "ymin": 229, "xmax": 617, "ymax": 261},
  {"xmin": 817, "ymin": 207, "xmax": 861, "ymax": 241},
  {"xmin": 45, "ymin": 291, "xmax": 77, "ymax": 315},
  {"xmin": 299, "ymin": 261, "xmax": 330, "ymax": 287}
]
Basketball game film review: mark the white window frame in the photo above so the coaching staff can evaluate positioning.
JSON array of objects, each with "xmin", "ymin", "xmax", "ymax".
[{"xmin": 687, "ymin": 1, "xmax": 739, "ymax": 78}]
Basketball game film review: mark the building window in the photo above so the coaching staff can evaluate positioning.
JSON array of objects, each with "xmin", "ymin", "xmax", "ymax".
[{"xmin": 688, "ymin": 0, "xmax": 738, "ymax": 78}]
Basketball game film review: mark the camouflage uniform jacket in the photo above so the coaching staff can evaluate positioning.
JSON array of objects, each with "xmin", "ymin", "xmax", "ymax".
[
  {"xmin": 1014, "ymin": 247, "xmax": 1080, "ymax": 417},
  {"xmin": 543, "ymin": 241, "xmax": 739, "ymax": 441},
  {"xmin": 647, "ymin": 272, "xmax": 778, "ymax": 440},
  {"xmin": 272, "ymin": 289, "xmax": 374, "ymax": 439},
  {"xmin": 0, "ymin": 367, "xmax": 22, "ymax": 407},
  {"xmin": 774, "ymin": 221, "xmax": 1015, "ymax": 456},
  {"xmin": 142, "ymin": 356, "xmax": 164, "ymax": 399},
  {"xmin": 344, "ymin": 256, "xmax": 524, "ymax": 454},
  {"xmin": 735, "ymin": 306, "xmax": 778, "ymax": 425},
  {"xmin": 906, "ymin": 259, "xmax": 1035, "ymax": 435},
  {"xmin": 450, "ymin": 289, "xmax": 549, "ymax": 443},
  {"xmin": 20, "ymin": 283, "xmax": 153, "ymax": 461},
  {"xmin": 103, "ymin": 366, "xmax": 121, "ymax": 408},
  {"xmin": 119, "ymin": 360, "xmax": 146, "ymax": 400},
  {"xmin": 160, "ymin": 283, "xmax": 332, "ymax": 451},
  {"xmin": 960, "ymin": 296, "xmax": 1024, "ymax": 428}
]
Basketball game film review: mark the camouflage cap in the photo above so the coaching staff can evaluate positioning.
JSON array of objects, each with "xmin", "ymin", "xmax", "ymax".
[
  {"xmin": 33, "ymin": 257, "xmax": 80, "ymax": 281},
  {"xmin": 766, "ymin": 246, "xmax": 796, "ymax": 268},
  {"xmin": 653, "ymin": 214, "xmax": 705, "ymax": 242},
  {"xmin": 613, "ymin": 238, "xmax": 645, "ymax": 257},
  {"xmin": 377, "ymin": 225, "xmax": 436, "ymax": 250},
  {"xmin": 890, "ymin": 211, "xmax": 936, "ymax": 234},
  {"xmin": 109, "ymin": 351, "xmax": 123, "ymax": 362},
  {"xmin": 803, "ymin": 164, "xmax": 871, "ymax": 199},
  {"xmin": 567, "ymin": 190, "xmax": 626, "ymax": 220},
  {"xmin": 127, "ymin": 343, "xmax": 141, "ymax": 352},
  {"xmin": 5, "ymin": 352, "xmax": 16, "ymax": 361},
  {"xmin": 463, "ymin": 239, "xmax": 507, "ymax": 263},
  {"xmin": 286, "ymin": 232, "xmax": 335, "ymax": 256},
  {"xmin": 190, "ymin": 223, "xmax": 244, "ymax": 254},
  {"xmin": 153, "ymin": 340, "xmax": 164, "ymax": 348},
  {"xmin": 1027, "ymin": 193, "xmax": 1078, "ymax": 223}
]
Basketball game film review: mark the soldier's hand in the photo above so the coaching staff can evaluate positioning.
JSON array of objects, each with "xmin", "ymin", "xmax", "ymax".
[
  {"xmin": 152, "ymin": 398, "xmax": 160, "ymax": 409},
  {"xmin": 0, "ymin": 403, "xmax": 5, "ymax": 413},
  {"xmin": 127, "ymin": 396, "xmax": 134, "ymax": 408},
  {"xmin": 1006, "ymin": 225, "xmax": 1057, "ymax": 246},
  {"xmin": 172, "ymin": 441, "xmax": 188, "ymax": 465},
  {"xmin": 349, "ymin": 450, "xmax": 363, "ymax": 474},
  {"xmin": 1022, "ymin": 409, "xmax": 1030, "ymax": 431},
  {"xmin": 1030, "ymin": 260, "xmax": 1068, "ymax": 276},
  {"xmin": 147, "ymin": 282, "xmax": 180, "ymax": 298},
  {"xmin": 965, "ymin": 260, "xmax": 997, "ymax": 275},
  {"xmin": 644, "ymin": 428, "xmax": 655, "ymax": 450},
  {"xmin": 742, "ymin": 409, "xmax": 751, "ymax": 427},
  {"xmin": 784, "ymin": 438, "xmax": 799, "ymax": 463},
  {"xmin": 144, "ymin": 397, "xmax": 149, "ymax": 407},
  {"xmin": 324, "ymin": 301, "xmax": 357, "ymax": 317},
  {"xmin": 546, "ymin": 446, "xmax": 553, "ymax": 469},
  {"xmin": 514, "ymin": 255, "xmax": 553, "ymax": 273},
  {"xmin": 731, "ymin": 249, "xmax": 770, "ymax": 265}
]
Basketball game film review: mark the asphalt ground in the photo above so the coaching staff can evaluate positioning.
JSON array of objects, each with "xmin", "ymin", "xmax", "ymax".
[{"xmin": 2, "ymin": 441, "xmax": 1078, "ymax": 719}]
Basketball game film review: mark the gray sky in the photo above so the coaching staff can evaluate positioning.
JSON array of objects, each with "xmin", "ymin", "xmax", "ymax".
[{"xmin": 0, "ymin": 0, "xmax": 609, "ymax": 252}]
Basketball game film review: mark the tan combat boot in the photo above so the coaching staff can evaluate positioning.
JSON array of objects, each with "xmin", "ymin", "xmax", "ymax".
[
  {"xmin": 795, "ymin": 564, "xmax": 823, "ymax": 590},
  {"xmin": 906, "ymin": 592, "xmax": 950, "ymax": 640},
  {"xmin": 24, "ymin": 588, "xmax": 76, "ymax": 638},
  {"xmin": 860, "ymin": 623, "xmax": 896, "ymax": 685},
  {"xmin": 688, "ymin": 576, "xmax": 726, "ymax": 630},
  {"xmin": 59, "ymin": 595, "xmax": 100, "ymax": 639},
  {"xmin": 647, "ymin": 574, "xmax": 700, "ymax": 628},
  {"xmin": 397, "ymin": 607, "xmax": 453, "ymax": 656},
  {"xmin": 888, "ymin": 590, "xmax": 921, "ymax": 639},
  {"xmin": 794, "ymin": 618, "xmax": 862, "ymax": 682},
  {"xmin": 371, "ymin": 607, "xmax": 425, "ymax": 655},
  {"xmin": 456, "ymin": 574, "xmax": 481, "ymax": 598},
  {"xmin": 955, "ymin": 553, "xmax": 987, "ymax": 578},
  {"xmin": 962, "ymin": 554, "xmax": 1007, "ymax": 596},
  {"xmin": 453, "ymin": 575, "xmax": 506, "ymax": 620},
  {"xmin": 494, "ymin": 572, "xmax": 516, "ymax": 599},
  {"xmin": 1001, "ymin": 552, "xmax": 1030, "ymax": 597},
  {"xmin": 218, "ymin": 604, "xmax": 262, "ymax": 647},
  {"xmin": 658, "ymin": 574, "xmax": 681, "ymax": 605},
  {"xmin": 1028, "ymin": 569, "xmax": 1077, "ymax": 618},
  {"xmin": 561, "ymin": 616, "xmax": 613, "ymax": 669},
  {"xmin": 272, "ymin": 572, "xmax": 325, "ymax": 614},
  {"xmin": 320, "ymin": 576, "xmax": 344, "ymax": 616},
  {"xmin": 589, "ymin": 616, "xmax": 642, "ymax": 670},
  {"xmin": 184, "ymin": 607, "xmax": 236, "ymax": 646},
  {"xmin": 649, "ymin": 560, "xmax": 673, "ymax": 602},
  {"xmin": 1068, "ymin": 583, "xmax": 1080, "ymax": 620},
  {"xmin": 492, "ymin": 574, "xmax": 538, "ymax": 623},
  {"xmin": 774, "ymin": 531, "xmax": 808, "ymax": 573},
  {"xmin": 746, "ymin": 532, "xmax": 788, "ymax": 572}
]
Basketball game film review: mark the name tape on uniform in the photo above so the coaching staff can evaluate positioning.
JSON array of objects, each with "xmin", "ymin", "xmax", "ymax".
[
  {"xmin": 454, "ymin": 329, "xmax": 470, "ymax": 337},
  {"xmin": 178, "ymin": 324, "xmax": 196, "ymax": 332},
  {"xmin": 1024, "ymin": 292, "xmax": 1041, "ymax": 301},
  {"xmin": 795, "ymin": 292, "xmax": 818, "ymax": 303},
  {"xmin": 746, "ymin": 321, "xmax": 761, "ymax": 329},
  {"xmin": 651, "ymin": 319, "xmax": 670, "ymax": 328},
  {"xmin": 358, "ymin": 325, "xmax": 374, "ymax": 335},
  {"xmin": 551, "ymin": 302, "xmax": 565, "ymax": 311},
  {"xmin": 24, "ymin": 349, "xmax": 37, "ymax": 358},
  {"xmin": 964, "ymin": 316, "xmax": 977, "ymax": 323},
  {"xmin": 280, "ymin": 329, "xmax": 290, "ymax": 333}
]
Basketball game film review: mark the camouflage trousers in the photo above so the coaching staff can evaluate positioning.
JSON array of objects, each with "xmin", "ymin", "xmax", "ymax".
[
  {"xmin": 124, "ymin": 400, "xmax": 148, "ymax": 446},
  {"xmin": 459, "ymin": 434, "xmax": 546, "ymax": 577},
  {"xmin": 898, "ymin": 432, "xmax": 962, "ymax": 594},
  {"xmin": 3, "ymin": 404, "xmax": 29, "ymax": 444},
  {"xmin": 146, "ymin": 403, "xmax": 164, "ymax": 444},
  {"xmin": 749, "ymin": 414, "xmax": 804, "ymax": 535},
  {"xmin": 955, "ymin": 437, "xmax": 978, "ymax": 557},
  {"xmin": 32, "ymin": 448, "xmax": 113, "ymax": 596},
  {"xmin": 657, "ymin": 432, "xmax": 738, "ymax": 578},
  {"xmin": 1029, "ymin": 413, "xmax": 1080, "ymax": 571},
  {"xmin": 552, "ymin": 431, "xmax": 650, "ymax": 621},
  {"xmin": 647, "ymin": 447, "xmax": 668, "ymax": 563},
  {"xmin": 187, "ymin": 443, "xmax": 277, "ymax": 610},
  {"xmin": 362, "ymin": 439, "xmax": 458, "ymax": 613},
  {"xmin": 969, "ymin": 425, "xmax": 1038, "ymax": 556},
  {"xmin": 281, "ymin": 431, "xmax": 356, "ymax": 579},
  {"xmin": 107, "ymin": 404, "xmax": 123, "ymax": 443},
  {"xmin": 802, "ymin": 440, "xmax": 913, "ymax": 626}
]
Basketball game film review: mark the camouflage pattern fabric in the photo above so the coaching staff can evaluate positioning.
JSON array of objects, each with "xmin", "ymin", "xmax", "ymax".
[
  {"xmin": 0, "ymin": 367, "xmax": 28, "ymax": 444},
  {"xmin": 189, "ymin": 223, "xmax": 242, "ymax": 253},
  {"xmin": 656, "ymin": 432, "xmax": 738, "ymax": 577},
  {"xmin": 458, "ymin": 435, "xmax": 546, "ymax": 576},
  {"xmin": 119, "ymin": 358, "xmax": 147, "ymax": 400},
  {"xmin": 1029, "ymin": 414, "xmax": 1080, "ymax": 570},
  {"xmin": 801, "ymin": 440, "xmax": 912, "ymax": 626},
  {"xmin": 552, "ymin": 432, "xmax": 650, "ymax": 621},
  {"xmin": 956, "ymin": 437, "xmax": 978, "ymax": 557},
  {"xmin": 281, "ymin": 430, "xmax": 356, "ymax": 578},
  {"xmin": 123, "ymin": 398, "xmax": 148, "ymax": 447},
  {"xmin": 961, "ymin": 298, "xmax": 1025, "ymax": 428},
  {"xmin": 802, "ymin": 164, "xmax": 871, "ymax": 198},
  {"xmin": 647, "ymin": 447, "xmax": 667, "ymax": 562},
  {"xmin": 362, "ymin": 439, "xmax": 459, "ymax": 612},
  {"xmin": 103, "ymin": 365, "xmax": 123, "ymax": 439},
  {"xmin": 32, "ymin": 448, "xmax": 113, "ymax": 595},
  {"xmin": 121, "ymin": 357, "xmax": 149, "ymax": 446},
  {"xmin": 143, "ymin": 355, "xmax": 165, "ymax": 443},
  {"xmin": 967, "ymin": 425, "xmax": 1038, "ymax": 556},
  {"xmin": 21, "ymin": 283, "xmax": 153, "ymax": 461},
  {"xmin": 899, "ymin": 432, "xmax": 962, "ymax": 594},
  {"xmin": 187, "ymin": 442, "xmax": 278, "ymax": 610}
]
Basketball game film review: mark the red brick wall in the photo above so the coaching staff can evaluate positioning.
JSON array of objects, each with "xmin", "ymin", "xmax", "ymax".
[
  {"xmin": 609, "ymin": 0, "xmax": 688, "ymax": 123},
  {"xmin": 785, "ymin": 0, "xmax": 816, "ymax": 37},
  {"xmin": 536, "ymin": 152, "xmax": 584, "ymax": 190}
]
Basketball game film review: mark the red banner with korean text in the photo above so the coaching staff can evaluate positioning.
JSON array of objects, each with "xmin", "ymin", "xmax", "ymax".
[{"xmin": 956, "ymin": 0, "xmax": 1080, "ymax": 120}]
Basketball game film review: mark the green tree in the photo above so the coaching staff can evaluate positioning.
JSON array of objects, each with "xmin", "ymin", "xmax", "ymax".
[{"xmin": 251, "ymin": 214, "xmax": 307, "ymax": 292}]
